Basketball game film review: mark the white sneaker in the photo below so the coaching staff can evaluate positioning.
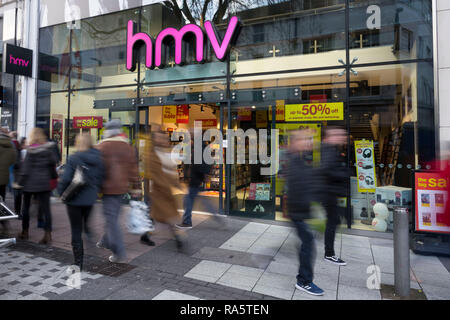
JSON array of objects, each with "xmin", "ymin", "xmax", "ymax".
[{"xmin": 109, "ymin": 254, "xmax": 127, "ymax": 264}]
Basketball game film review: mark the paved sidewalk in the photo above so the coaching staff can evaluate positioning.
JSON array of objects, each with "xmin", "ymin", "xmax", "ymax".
[{"xmin": 1, "ymin": 198, "xmax": 449, "ymax": 300}]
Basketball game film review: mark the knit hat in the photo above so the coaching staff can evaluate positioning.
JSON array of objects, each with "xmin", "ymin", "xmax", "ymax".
[{"xmin": 103, "ymin": 119, "xmax": 122, "ymax": 138}]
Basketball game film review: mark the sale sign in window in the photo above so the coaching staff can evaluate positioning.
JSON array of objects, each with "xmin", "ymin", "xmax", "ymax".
[
  {"xmin": 354, "ymin": 140, "xmax": 377, "ymax": 193},
  {"xmin": 176, "ymin": 105, "xmax": 189, "ymax": 124},
  {"xmin": 415, "ymin": 172, "xmax": 450, "ymax": 234},
  {"xmin": 285, "ymin": 102, "xmax": 344, "ymax": 121},
  {"xmin": 73, "ymin": 116, "xmax": 103, "ymax": 129},
  {"xmin": 163, "ymin": 105, "xmax": 177, "ymax": 123}
]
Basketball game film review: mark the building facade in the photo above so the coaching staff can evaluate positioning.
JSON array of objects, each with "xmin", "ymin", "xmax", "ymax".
[{"xmin": 0, "ymin": 0, "xmax": 448, "ymax": 235}]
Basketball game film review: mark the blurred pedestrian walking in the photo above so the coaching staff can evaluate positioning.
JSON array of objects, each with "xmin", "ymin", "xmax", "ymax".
[
  {"xmin": 144, "ymin": 125, "xmax": 183, "ymax": 249},
  {"xmin": 96, "ymin": 120, "xmax": 141, "ymax": 263},
  {"xmin": 17, "ymin": 128, "xmax": 58, "ymax": 244},
  {"xmin": 0, "ymin": 128, "xmax": 17, "ymax": 232},
  {"xmin": 320, "ymin": 126, "xmax": 349, "ymax": 266},
  {"xmin": 57, "ymin": 133, "xmax": 104, "ymax": 271},
  {"xmin": 287, "ymin": 128, "xmax": 324, "ymax": 296},
  {"xmin": 176, "ymin": 137, "xmax": 218, "ymax": 229},
  {"xmin": 9, "ymin": 131, "xmax": 24, "ymax": 218},
  {"xmin": 0, "ymin": 128, "xmax": 16, "ymax": 201}
]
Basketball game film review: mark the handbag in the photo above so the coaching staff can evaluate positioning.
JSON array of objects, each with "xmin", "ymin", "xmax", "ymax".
[{"xmin": 60, "ymin": 165, "xmax": 89, "ymax": 202}]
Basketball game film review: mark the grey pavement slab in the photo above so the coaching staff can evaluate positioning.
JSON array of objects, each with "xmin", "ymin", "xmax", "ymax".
[
  {"xmin": 420, "ymin": 283, "xmax": 450, "ymax": 300},
  {"xmin": 439, "ymin": 256, "xmax": 450, "ymax": 273},
  {"xmin": 152, "ymin": 289, "xmax": 201, "ymax": 300},
  {"xmin": 192, "ymin": 247, "xmax": 273, "ymax": 269},
  {"xmin": 413, "ymin": 270, "xmax": 450, "ymax": 288},
  {"xmin": 254, "ymin": 271, "xmax": 296, "ymax": 290},
  {"xmin": 293, "ymin": 288, "xmax": 337, "ymax": 300},
  {"xmin": 337, "ymin": 284, "xmax": 381, "ymax": 300},
  {"xmin": 266, "ymin": 261, "xmax": 299, "ymax": 276},
  {"xmin": 252, "ymin": 283, "xmax": 294, "ymax": 300},
  {"xmin": 312, "ymin": 272, "xmax": 339, "ymax": 291},
  {"xmin": 184, "ymin": 260, "xmax": 232, "ymax": 283},
  {"xmin": 216, "ymin": 272, "xmax": 260, "ymax": 291},
  {"xmin": 49, "ymin": 276, "xmax": 130, "ymax": 300}
]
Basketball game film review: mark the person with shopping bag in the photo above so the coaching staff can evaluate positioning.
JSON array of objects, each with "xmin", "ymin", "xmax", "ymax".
[
  {"xmin": 96, "ymin": 119, "xmax": 141, "ymax": 263},
  {"xmin": 57, "ymin": 133, "xmax": 104, "ymax": 271}
]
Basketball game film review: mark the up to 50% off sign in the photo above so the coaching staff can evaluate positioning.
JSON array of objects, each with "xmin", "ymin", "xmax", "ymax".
[{"xmin": 285, "ymin": 103, "xmax": 344, "ymax": 121}]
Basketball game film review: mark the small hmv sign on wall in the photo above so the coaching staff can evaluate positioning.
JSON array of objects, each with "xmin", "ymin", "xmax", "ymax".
[{"xmin": 2, "ymin": 44, "xmax": 33, "ymax": 77}]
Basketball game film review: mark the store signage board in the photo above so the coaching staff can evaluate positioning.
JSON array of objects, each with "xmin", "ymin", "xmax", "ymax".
[
  {"xmin": 354, "ymin": 140, "xmax": 377, "ymax": 193},
  {"xmin": 126, "ymin": 16, "xmax": 240, "ymax": 71},
  {"xmin": 2, "ymin": 44, "xmax": 33, "ymax": 77},
  {"xmin": 285, "ymin": 102, "xmax": 344, "ymax": 121},
  {"xmin": 415, "ymin": 171, "xmax": 450, "ymax": 234},
  {"xmin": 73, "ymin": 116, "xmax": 103, "ymax": 129}
]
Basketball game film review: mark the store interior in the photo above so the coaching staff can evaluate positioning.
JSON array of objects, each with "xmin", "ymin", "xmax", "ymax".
[{"xmin": 46, "ymin": 61, "xmax": 424, "ymax": 233}]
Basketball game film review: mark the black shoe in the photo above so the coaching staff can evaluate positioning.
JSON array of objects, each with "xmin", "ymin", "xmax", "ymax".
[
  {"xmin": 175, "ymin": 223, "xmax": 192, "ymax": 230},
  {"xmin": 324, "ymin": 255, "xmax": 347, "ymax": 266},
  {"xmin": 140, "ymin": 234, "xmax": 155, "ymax": 246},
  {"xmin": 175, "ymin": 236, "xmax": 183, "ymax": 250},
  {"xmin": 37, "ymin": 219, "xmax": 45, "ymax": 229}
]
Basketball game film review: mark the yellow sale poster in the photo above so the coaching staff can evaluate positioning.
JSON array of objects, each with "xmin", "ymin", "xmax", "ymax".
[
  {"xmin": 269, "ymin": 100, "xmax": 285, "ymax": 121},
  {"xmin": 285, "ymin": 102, "xmax": 344, "ymax": 121},
  {"xmin": 163, "ymin": 105, "xmax": 177, "ymax": 123},
  {"xmin": 275, "ymin": 123, "xmax": 322, "ymax": 196}
]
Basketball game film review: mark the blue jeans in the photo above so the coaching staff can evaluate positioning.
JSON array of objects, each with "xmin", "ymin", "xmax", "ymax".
[
  {"xmin": 182, "ymin": 186, "xmax": 217, "ymax": 226},
  {"xmin": 101, "ymin": 195, "xmax": 126, "ymax": 258},
  {"xmin": 324, "ymin": 196, "xmax": 339, "ymax": 257},
  {"xmin": 292, "ymin": 219, "xmax": 316, "ymax": 285}
]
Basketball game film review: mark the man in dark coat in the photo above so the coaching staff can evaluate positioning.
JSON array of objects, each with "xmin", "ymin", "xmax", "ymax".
[
  {"xmin": 320, "ymin": 127, "xmax": 349, "ymax": 266},
  {"xmin": 287, "ymin": 129, "xmax": 324, "ymax": 296}
]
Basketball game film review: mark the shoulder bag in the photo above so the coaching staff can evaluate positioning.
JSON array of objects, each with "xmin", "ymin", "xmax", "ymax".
[{"xmin": 61, "ymin": 164, "xmax": 89, "ymax": 202}]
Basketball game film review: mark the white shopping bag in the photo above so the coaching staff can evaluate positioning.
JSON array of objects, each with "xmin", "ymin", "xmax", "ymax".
[{"xmin": 127, "ymin": 201, "xmax": 155, "ymax": 234}]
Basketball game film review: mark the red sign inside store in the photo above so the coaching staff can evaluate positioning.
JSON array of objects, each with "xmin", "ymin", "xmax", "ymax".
[
  {"xmin": 176, "ymin": 105, "xmax": 189, "ymax": 123},
  {"xmin": 310, "ymin": 94, "xmax": 327, "ymax": 103},
  {"xmin": 73, "ymin": 116, "xmax": 103, "ymax": 129}
]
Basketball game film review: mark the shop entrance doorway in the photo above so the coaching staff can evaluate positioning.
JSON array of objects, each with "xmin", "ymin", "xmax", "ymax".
[{"xmin": 136, "ymin": 103, "xmax": 226, "ymax": 218}]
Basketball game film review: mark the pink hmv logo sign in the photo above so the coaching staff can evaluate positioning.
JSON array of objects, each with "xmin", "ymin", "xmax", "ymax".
[
  {"xmin": 126, "ymin": 16, "xmax": 240, "ymax": 71},
  {"xmin": 9, "ymin": 55, "xmax": 30, "ymax": 67},
  {"xmin": 2, "ymin": 43, "xmax": 33, "ymax": 77}
]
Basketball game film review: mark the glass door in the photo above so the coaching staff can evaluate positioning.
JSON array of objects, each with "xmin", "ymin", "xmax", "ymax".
[{"xmin": 226, "ymin": 103, "xmax": 276, "ymax": 219}]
